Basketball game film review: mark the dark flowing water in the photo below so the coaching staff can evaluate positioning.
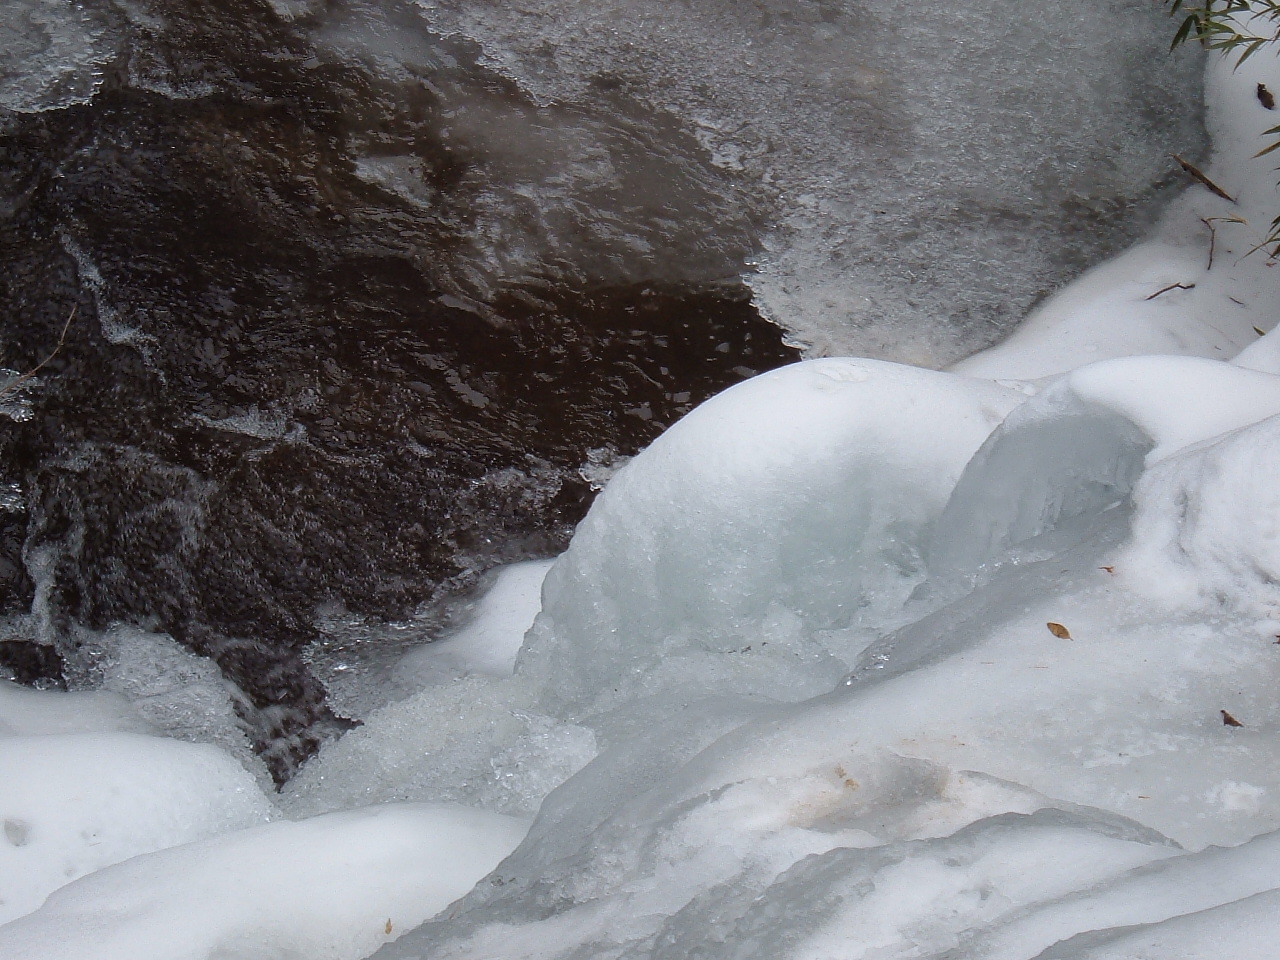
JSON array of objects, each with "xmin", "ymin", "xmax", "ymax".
[{"xmin": 0, "ymin": 0, "xmax": 1202, "ymax": 779}]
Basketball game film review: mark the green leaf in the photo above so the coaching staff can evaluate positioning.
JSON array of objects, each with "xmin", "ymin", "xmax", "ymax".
[
  {"xmin": 1237, "ymin": 38, "xmax": 1268, "ymax": 65},
  {"xmin": 1171, "ymin": 14, "xmax": 1199, "ymax": 49}
]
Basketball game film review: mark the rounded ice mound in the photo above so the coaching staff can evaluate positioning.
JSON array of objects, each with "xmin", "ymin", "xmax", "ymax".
[
  {"xmin": 927, "ymin": 382, "xmax": 1152, "ymax": 580},
  {"xmin": 519, "ymin": 359, "xmax": 1025, "ymax": 712},
  {"xmin": 0, "ymin": 803, "xmax": 531, "ymax": 960},
  {"xmin": 1121, "ymin": 413, "xmax": 1280, "ymax": 618},
  {"xmin": 930, "ymin": 356, "xmax": 1280, "ymax": 580},
  {"xmin": 0, "ymin": 732, "xmax": 272, "ymax": 925}
]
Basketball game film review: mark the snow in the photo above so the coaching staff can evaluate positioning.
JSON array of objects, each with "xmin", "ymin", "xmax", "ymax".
[
  {"xmin": 1119, "ymin": 413, "xmax": 1280, "ymax": 618},
  {"xmin": 0, "ymin": 803, "xmax": 530, "ymax": 960},
  {"xmin": 0, "ymin": 678, "xmax": 152, "ymax": 737},
  {"xmin": 395, "ymin": 560, "xmax": 554, "ymax": 685},
  {"xmin": 0, "ymin": 730, "xmax": 273, "ymax": 925},
  {"xmin": 9, "ymin": 6, "xmax": 1280, "ymax": 960}
]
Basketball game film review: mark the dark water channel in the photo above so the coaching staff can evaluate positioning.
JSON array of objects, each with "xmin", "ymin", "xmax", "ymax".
[{"xmin": 0, "ymin": 0, "xmax": 797, "ymax": 778}]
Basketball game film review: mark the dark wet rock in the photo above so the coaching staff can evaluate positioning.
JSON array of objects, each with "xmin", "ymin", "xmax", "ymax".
[{"xmin": 0, "ymin": 639, "xmax": 64, "ymax": 689}]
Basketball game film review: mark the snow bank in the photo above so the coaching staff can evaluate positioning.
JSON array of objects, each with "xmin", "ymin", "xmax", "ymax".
[
  {"xmin": 0, "ymin": 732, "xmax": 272, "ymax": 925},
  {"xmin": 0, "ymin": 803, "xmax": 530, "ymax": 960},
  {"xmin": 0, "ymin": 679, "xmax": 152, "ymax": 736}
]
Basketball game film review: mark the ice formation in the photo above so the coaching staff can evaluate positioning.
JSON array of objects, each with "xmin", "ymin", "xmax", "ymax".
[
  {"xmin": 6, "ymin": 5, "xmax": 1280, "ymax": 960},
  {"xmin": 407, "ymin": 0, "xmax": 1202, "ymax": 363}
]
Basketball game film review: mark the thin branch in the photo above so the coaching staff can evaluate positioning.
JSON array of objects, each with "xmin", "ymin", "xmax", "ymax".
[
  {"xmin": 1145, "ymin": 282, "xmax": 1196, "ymax": 301},
  {"xmin": 0, "ymin": 305, "xmax": 78, "ymax": 402},
  {"xmin": 1202, "ymin": 217, "xmax": 1217, "ymax": 270}
]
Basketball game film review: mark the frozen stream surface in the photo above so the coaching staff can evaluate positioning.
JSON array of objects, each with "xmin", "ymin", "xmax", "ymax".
[{"xmin": 6, "ymin": 2, "xmax": 1280, "ymax": 960}]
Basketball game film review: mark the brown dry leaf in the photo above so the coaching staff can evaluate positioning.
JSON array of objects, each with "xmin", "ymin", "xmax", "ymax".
[
  {"xmin": 1173, "ymin": 154, "xmax": 1237, "ymax": 203},
  {"xmin": 1221, "ymin": 710, "xmax": 1244, "ymax": 727},
  {"xmin": 1046, "ymin": 622, "xmax": 1071, "ymax": 639},
  {"xmin": 1100, "ymin": 565, "xmax": 1115, "ymax": 574},
  {"xmin": 385, "ymin": 919, "xmax": 394, "ymax": 935}
]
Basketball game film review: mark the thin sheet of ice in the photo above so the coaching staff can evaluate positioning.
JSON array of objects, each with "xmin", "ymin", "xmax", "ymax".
[
  {"xmin": 405, "ymin": 0, "xmax": 1202, "ymax": 363},
  {"xmin": 954, "ymin": 30, "xmax": 1280, "ymax": 380}
]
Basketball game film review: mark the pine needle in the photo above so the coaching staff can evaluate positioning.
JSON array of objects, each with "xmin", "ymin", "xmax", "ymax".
[{"xmin": 0, "ymin": 305, "xmax": 78, "ymax": 402}]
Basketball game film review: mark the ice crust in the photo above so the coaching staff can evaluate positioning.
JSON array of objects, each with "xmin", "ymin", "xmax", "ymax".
[
  {"xmin": 0, "ymin": 0, "xmax": 119, "ymax": 113},
  {"xmin": 407, "ymin": 0, "xmax": 1203, "ymax": 363}
]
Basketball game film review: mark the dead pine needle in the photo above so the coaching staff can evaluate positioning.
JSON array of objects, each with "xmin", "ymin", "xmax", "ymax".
[
  {"xmin": 1173, "ymin": 154, "xmax": 1236, "ymax": 204},
  {"xmin": 1145, "ymin": 282, "xmax": 1196, "ymax": 301},
  {"xmin": 0, "ymin": 305, "xmax": 78, "ymax": 402}
]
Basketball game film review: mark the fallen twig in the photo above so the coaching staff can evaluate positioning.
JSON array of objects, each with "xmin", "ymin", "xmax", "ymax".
[
  {"xmin": 1173, "ymin": 154, "xmax": 1236, "ymax": 203},
  {"xmin": 1145, "ymin": 282, "xmax": 1196, "ymax": 301},
  {"xmin": 0, "ymin": 305, "xmax": 78, "ymax": 401},
  {"xmin": 1201, "ymin": 217, "xmax": 1217, "ymax": 270}
]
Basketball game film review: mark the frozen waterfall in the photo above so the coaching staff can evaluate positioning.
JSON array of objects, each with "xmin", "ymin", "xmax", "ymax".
[{"xmin": 6, "ymin": 2, "xmax": 1280, "ymax": 960}]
